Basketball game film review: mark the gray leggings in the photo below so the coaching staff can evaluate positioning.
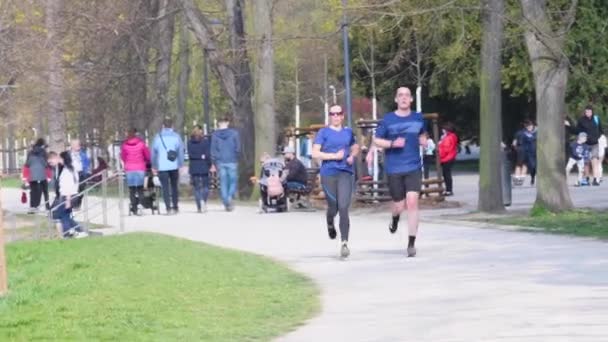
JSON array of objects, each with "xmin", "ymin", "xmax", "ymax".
[{"xmin": 321, "ymin": 172, "xmax": 354, "ymax": 242}]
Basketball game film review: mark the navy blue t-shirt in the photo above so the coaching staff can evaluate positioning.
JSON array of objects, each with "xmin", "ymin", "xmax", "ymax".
[
  {"xmin": 375, "ymin": 111, "xmax": 425, "ymax": 174},
  {"xmin": 314, "ymin": 127, "xmax": 356, "ymax": 176}
]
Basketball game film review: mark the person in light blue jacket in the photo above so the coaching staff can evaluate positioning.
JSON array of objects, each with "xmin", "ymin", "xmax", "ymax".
[{"xmin": 151, "ymin": 117, "xmax": 185, "ymax": 215}]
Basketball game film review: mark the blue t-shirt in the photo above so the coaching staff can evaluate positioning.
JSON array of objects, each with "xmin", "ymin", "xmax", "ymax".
[
  {"xmin": 375, "ymin": 111, "xmax": 425, "ymax": 174},
  {"xmin": 314, "ymin": 127, "xmax": 356, "ymax": 176}
]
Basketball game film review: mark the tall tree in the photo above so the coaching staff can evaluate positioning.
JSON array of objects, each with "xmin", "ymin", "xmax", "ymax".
[
  {"xmin": 45, "ymin": 0, "xmax": 66, "ymax": 152},
  {"xmin": 226, "ymin": 0, "xmax": 255, "ymax": 198},
  {"xmin": 478, "ymin": 0, "xmax": 505, "ymax": 212},
  {"xmin": 176, "ymin": 15, "xmax": 191, "ymax": 135},
  {"xmin": 127, "ymin": 0, "xmax": 155, "ymax": 131},
  {"xmin": 179, "ymin": 0, "xmax": 256, "ymax": 198},
  {"xmin": 252, "ymin": 0, "xmax": 276, "ymax": 171},
  {"xmin": 150, "ymin": 0, "xmax": 176, "ymax": 133},
  {"xmin": 520, "ymin": 0, "xmax": 576, "ymax": 212}
]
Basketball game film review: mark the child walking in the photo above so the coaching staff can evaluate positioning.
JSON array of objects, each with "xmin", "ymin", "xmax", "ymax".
[{"xmin": 566, "ymin": 132, "xmax": 591, "ymax": 186}]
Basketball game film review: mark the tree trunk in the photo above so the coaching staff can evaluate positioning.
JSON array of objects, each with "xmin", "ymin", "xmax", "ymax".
[
  {"xmin": 226, "ymin": 0, "xmax": 255, "ymax": 199},
  {"xmin": 478, "ymin": 0, "xmax": 505, "ymax": 212},
  {"xmin": 45, "ymin": 0, "xmax": 66, "ymax": 152},
  {"xmin": 176, "ymin": 15, "xmax": 190, "ymax": 136},
  {"xmin": 0, "ymin": 189, "xmax": 7, "ymax": 296},
  {"xmin": 532, "ymin": 66, "xmax": 573, "ymax": 211},
  {"xmin": 179, "ymin": 0, "xmax": 255, "ymax": 198},
  {"xmin": 149, "ymin": 0, "xmax": 175, "ymax": 134},
  {"xmin": 252, "ymin": 0, "xmax": 276, "ymax": 176},
  {"xmin": 126, "ymin": 0, "xmax": 152, "ymax": 132},
  {"xmin": 520, "ymin": 0, "xmax": 576, "ymax": 212}
]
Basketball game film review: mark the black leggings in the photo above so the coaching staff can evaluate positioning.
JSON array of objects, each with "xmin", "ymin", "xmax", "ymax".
[
  {"xmin": 442, "ymin": 161, "xmax": 454, "ymax": 193},
  {"xmin": 321, "ymin": 172, "xmax": 353, "ymax": 242},
  {"xmin": 29, "ymin": 180, "xmax": 49, "ymax": 209},
  {"xmin": 129, "ymin": 186, "xmax": 144, "ymax": 213}
]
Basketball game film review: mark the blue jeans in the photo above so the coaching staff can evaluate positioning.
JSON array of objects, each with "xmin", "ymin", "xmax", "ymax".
[
  {"xmin": 218, "ymin": 163, "xmax": 238, "ymax": 206},
  {"xmin": 286, "ymin": 181, "xmax": 307, "ymax": 191},
  {"xmin": 58, "ymin": 197, "xmax": 81, "ymax": 236},
  {"xmin": 191, "ymin": 175, "xmax": 210, "ymax": 209}
]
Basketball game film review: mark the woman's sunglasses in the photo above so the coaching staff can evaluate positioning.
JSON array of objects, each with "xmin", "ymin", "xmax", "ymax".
[{"xmin": 329, "ymin": 111, "xmax": 343, "ymax": 116}]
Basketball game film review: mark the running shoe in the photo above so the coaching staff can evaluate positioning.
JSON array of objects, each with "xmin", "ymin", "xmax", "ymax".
[
  {"xmin": 593, "ymin": 179, "xmax": 600, "ymax": 186},
  {"xmin": 407, "ymin": 246, "xmax": 417, "ymax": 258},
  {"xmin": 327, "ymin": 222, "xmax": 337, "ymax": 240},
  {"xmin": 340, "ymin": 241, "xmax": 350, "ymax": 259}
]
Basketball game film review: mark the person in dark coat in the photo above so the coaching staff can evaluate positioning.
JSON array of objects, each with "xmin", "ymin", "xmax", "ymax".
[
  {"xmin": 22, "ymin": 138, "xmax": 51, "ymax": 213},
  {"xmin": 188, "ymin": 125, "xmax": 212, "ymax": 213},
  {"xmin": 576, "ymin": 105, "xmax": 604, "ymax": 185}
]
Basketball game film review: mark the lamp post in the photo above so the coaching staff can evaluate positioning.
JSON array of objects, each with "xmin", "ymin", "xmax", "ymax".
[
  {"xmin": 203, "ymin": 48, "xmax": 211, "ymax": 135},
  {"xmin": 341, "ymin": 0, "xmax": 353, "ymax": 128}
]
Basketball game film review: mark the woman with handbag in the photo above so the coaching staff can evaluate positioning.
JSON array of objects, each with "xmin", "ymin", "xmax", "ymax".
[
  {"xmin": 49, "ymin": 151, "xmax": 88, "ymax": 238},
  {"xmin": 187, "ymin": 125, "xmax": 212, "ymax": 213}
]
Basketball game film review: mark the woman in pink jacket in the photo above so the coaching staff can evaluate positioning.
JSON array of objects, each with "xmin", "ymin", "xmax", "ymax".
[{"xmin": 121, "ymin": 128, "xmax": 151, "ymax": 215}]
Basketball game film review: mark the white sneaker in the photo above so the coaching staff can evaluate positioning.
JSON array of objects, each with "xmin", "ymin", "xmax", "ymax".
[
  {"xmin": 340, "ymin": 241, "xmax": 350, "ymax": 259},
  {"xmin": 75, "ymin": 231, "xmax": 89, "ymax": 239}
]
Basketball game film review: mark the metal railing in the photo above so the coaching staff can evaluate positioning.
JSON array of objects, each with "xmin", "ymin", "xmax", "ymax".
[{"xmin": 46, "ymin": 170, "xmax": 125, "ymax": 237}]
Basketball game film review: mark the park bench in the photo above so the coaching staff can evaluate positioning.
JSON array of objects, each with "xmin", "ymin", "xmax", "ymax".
[{"xmin": 287, "ymin": 167, "xmax": 319, "ymax": 210}]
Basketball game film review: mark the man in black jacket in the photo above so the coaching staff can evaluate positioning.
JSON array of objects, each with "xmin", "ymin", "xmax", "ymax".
[
  {"xmin": 576, "ymin": 105, "xmax": 604, "ymax": 185},
  {"xmin": 282, "ymin": 146, "xmax": 308, "ymax": 190}
]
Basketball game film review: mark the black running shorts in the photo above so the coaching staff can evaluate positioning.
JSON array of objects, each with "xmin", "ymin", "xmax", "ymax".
[{"xmin": 387, "ymin": 170, "xmax": 423, "ymax": 202}]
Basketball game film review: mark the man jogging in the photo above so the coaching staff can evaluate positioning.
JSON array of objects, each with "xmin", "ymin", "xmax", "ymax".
[
  {"xmin": 312, "ymin": 104, "xmax": 360, "ymax": 259},
  {"xmin": 374, "ymin": 87, "xmax": 427, "ymax": 257},
  {"xmin": 151, "ymin": 118, "xmax": 185, "ymax": 215}
]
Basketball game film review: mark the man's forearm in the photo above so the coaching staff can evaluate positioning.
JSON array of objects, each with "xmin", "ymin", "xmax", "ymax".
[
  {"xmin": 350, "ymin": 144, "xmax": 360, "ymax": 158},
  {"xmin": 374, "ymin": 138, "xmax": 392, "ymax": 149}
]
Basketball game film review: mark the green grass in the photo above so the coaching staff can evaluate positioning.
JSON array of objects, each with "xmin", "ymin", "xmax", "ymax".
[
  {"xmin": 1, "ymin": 176, "xmax": 22, "ymax": 189},
  {"xmin": 0, "ymin": 233, "xmax": 319, "ymax": 341},
  {"xmin": 493, "ymin": 210, "xmax": 608, "ymax": 239}
]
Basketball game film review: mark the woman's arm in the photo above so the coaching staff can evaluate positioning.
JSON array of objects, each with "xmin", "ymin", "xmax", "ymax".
[{"xmin": 312, "ymin": 144, "xmax": 341, "ymax": 161}]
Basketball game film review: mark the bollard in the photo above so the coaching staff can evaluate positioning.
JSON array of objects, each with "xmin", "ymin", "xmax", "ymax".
[
  {"xmin": 501, "ymin": 149, "xmax": 512, "ymax": 207},
  {"xmin": 118, "ymin": 171, "xmax": 125, "ymax": 233},
  {"xmin": 102, "ymin": 171, "xmax": 108, "ymax": 226}
]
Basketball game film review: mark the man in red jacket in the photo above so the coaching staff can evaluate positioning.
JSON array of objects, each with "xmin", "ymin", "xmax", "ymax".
[{"xmin": 438, "ymin": 122, "xmax": 458, "ymax": 196}]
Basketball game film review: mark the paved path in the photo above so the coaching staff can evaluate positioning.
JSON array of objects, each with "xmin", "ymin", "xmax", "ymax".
[{"xmin": 3, "ymin": 175, "xmax": 608, "ymax": 341}]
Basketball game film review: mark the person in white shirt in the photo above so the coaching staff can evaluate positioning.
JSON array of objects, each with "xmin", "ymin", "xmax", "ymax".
[{"xmin": 52, "ymin": 151, "xmax": 88, "ymax": 238}]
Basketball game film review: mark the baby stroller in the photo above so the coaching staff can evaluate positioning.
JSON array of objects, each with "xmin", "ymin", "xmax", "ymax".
[
  {"xmin": 141, "ymin": 170, "xmax": 161, "ymax": 215},
  {"xmin": 259, "ymin": 158, "xmax": 289, "ymax": 213}
]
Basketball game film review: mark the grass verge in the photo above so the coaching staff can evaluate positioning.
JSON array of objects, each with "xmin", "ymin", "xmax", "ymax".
[
  {"xmin": 0, "ymin": 233, "xmax": 319, "ymax": 341},
  {"xmin": 492, "ymin": 209, "xmax": 608, "ymax": 239}
]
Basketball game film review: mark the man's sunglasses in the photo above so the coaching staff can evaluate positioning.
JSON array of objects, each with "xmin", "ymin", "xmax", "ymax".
[{"xmin": 329, "ymin": 111, "xmax": 343, "ymax": 116}]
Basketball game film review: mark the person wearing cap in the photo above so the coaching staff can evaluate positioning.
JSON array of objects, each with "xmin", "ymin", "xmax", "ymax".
[
  {"xmin": 566, "ymin": 132, "xmax": 591, "ymax": 186},
  {"xmin": 576, "ymin": 105, "xmax": 603, "ymax": 186},
  {"xmin": 282, "ymin": 146, "xmax": 308, "ymax": 191}
]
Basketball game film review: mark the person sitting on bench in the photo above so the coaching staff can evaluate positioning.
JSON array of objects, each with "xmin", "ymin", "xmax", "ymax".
[{"xmin": 282, "ymin": 146, "xmax": 308, "ymax": 191}]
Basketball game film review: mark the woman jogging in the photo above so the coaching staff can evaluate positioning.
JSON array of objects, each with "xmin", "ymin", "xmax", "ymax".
[
  {"xmin": 312, "ymin": 105, "xmax": 360, "ymax": 259},
  {"xmin": 188, "ymin": 125, "xmax": 212, "ymax": 213},
  {"xmin": 121, "ymin": 128, "xmax": 151, "ymax": 216}
]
